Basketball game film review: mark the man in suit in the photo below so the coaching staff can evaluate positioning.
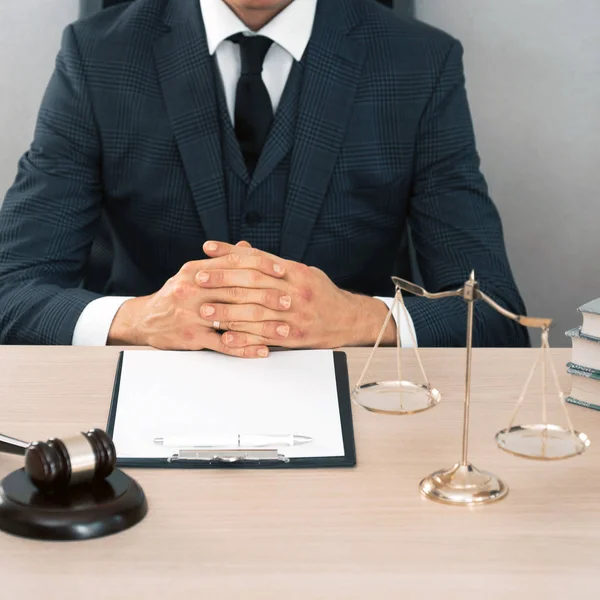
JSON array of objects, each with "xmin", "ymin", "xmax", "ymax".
[{"xmin": 0, "ymin": 0, "xmax": 529, "ymax": 354}]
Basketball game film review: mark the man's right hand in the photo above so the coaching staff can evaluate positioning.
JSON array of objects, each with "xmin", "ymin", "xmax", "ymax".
[{"xmin": 106, "ymin": 249, "xmax": 290, "ymax": 358}]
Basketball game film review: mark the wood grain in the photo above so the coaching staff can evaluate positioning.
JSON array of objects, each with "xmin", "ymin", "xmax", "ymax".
[{"xmin": 0, "ymin": 346, "xmax": 598, "ymax": 600}]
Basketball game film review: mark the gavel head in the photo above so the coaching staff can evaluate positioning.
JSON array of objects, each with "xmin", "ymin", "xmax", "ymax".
[{"xmin": 24, "ymin": 429, "xmax": 116, "ymax": 492}]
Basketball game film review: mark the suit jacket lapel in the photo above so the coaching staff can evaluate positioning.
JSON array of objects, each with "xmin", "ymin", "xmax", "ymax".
[
  {"xmin": 280, "ymin": 0, "xmax": 366, "ymax": 262},
  {"xmin": 153, "ymin": 0, "xmax": 230, "ymax": 243}
]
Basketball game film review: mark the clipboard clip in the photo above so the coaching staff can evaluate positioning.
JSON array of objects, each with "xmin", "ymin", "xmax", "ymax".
[{"xmin": 167, "ymin": 448, "xmax": 290, "ymax": 464}]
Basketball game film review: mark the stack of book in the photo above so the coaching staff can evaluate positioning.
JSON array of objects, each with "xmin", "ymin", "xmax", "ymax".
[{"xmin": 566, "ymin": 298, "xmax": 600, "ymax": 411}]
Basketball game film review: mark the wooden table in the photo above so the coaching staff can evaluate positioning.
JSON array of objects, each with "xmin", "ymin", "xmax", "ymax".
[{"xmin": 0, "ymin": 347, "xmax": 598, "ymax": 599}]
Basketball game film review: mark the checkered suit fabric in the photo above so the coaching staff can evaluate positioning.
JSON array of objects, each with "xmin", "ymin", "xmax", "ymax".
[{"xmin": 0, "ymin": 0, "xmax": 528, "ymax": 347}]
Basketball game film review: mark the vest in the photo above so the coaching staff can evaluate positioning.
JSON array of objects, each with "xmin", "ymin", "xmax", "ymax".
[{"xmin": 212, "ymin": 59, "xmax": 305, "ymax": 255}]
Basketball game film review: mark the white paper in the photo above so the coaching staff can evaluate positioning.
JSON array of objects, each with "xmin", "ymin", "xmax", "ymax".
[{"xmin": 111, "ymin": 349, "xmax": 346, "ymax": 460}]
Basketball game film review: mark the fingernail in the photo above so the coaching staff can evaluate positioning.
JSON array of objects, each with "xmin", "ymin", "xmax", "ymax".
[
  {"xmin": 258, "ymin": 348, "xmax": 269, "ymax": 358},
  {"xmin": 201, "ymin": 305, "xmax": 215, "ymax": 317},
  {"xmin": 273, "ymin": 264, "xmax": 285, "ymax": 274},
  {"xmin": 205, "ymin": 242, "xmax": 218, "ymax": 251},
  {"xmin": 280, "ymin": 295, "xmax": 291, "ymax": 309},
  {"xmin": 276, "ymin": 325, "xmax": 290, "ymax": 338},
  {"xmin": 196, "ymin": 272, "xmax": 209, "ymax": 283},
  {"xmin": 225, "ymin": 333, "xmax": 234, "ymax": 344}
]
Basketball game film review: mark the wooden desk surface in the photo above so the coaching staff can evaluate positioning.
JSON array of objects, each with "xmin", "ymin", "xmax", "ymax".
[{"xmin": 0, "ymin": 347, "xmax": 598, "ymax": 599}]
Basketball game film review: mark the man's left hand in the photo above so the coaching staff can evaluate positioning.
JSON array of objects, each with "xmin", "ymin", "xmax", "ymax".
[{"xmin": 199, "ymin": 241, "xmax": 396, "ymax": 350}]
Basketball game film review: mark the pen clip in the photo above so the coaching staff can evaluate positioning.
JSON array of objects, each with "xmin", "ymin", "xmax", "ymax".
[{"xmin": 167, "ymin": 447, "xmax": 290, "ymax": 463}]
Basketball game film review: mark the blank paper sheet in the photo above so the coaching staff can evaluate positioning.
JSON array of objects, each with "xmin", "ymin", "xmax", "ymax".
[{"xmin": 110, "ymin": 349, "xmax": 346, "ymax": 460}]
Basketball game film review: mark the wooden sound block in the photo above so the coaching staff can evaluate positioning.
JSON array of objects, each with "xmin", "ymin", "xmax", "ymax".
[{"xmin": 0, "ymin": 468, "xmax": 147, "ymax": 541}]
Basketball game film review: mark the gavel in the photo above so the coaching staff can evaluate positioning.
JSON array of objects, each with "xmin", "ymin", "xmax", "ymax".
[{"xmin": 0, "ymin": 429, "xmax": 116, "ymax": 491}]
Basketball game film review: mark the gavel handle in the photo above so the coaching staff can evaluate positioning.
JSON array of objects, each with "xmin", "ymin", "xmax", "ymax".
[{"xmin": 0, "ymin": 433, "xmax": 30, "ymax": 456}]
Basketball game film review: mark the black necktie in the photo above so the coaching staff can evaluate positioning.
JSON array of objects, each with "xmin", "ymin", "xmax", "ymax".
[{"xmin": 228, "ymin": 33, "xmax": 274, "ymax": 176}]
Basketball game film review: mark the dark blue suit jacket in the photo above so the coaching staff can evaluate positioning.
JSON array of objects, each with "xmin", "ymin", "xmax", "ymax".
[{"xmin": 0, "ymin": 0, "xmax": 529, "ymax": 346}]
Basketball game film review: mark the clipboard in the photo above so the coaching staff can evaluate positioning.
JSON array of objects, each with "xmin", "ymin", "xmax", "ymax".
[{"xmin": 106, "ymin": 350, "xmax": 356, "ymax": 469}]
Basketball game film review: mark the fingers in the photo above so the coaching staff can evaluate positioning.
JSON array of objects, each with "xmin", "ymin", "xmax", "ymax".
[
  {"xmin": 182, "ymin": 252, "xmax": 287, "ymax": 282},
  {"xmin": 203, "ymin": 241, "xmax": 281, "ymax": 264},
  {"xmin": 199, "ymin": 302, "xmax": 285, "ymax": 324},
  {"xmin": 200, "ymin": 296, "xmax": 294, "ymax": 322},
  {"xmin": 201, "ymin": 329, "xmax": 269, "ymax": 359},
  {"xmin": 201, "ymin": 287, "xmax": 292, "ymax": 312},
  {"xmin": 220, "ymin": 330, "xmax": 271, "ymax": 349},
  {"xmin": 221, "ymin": 321, "xmax": 292, "ymax": 343},
  {"xmin": 235, "ymin": 241, "xmax": 252, "ymax": 248},
  {"xmin": 149, "ymin": 317, "xmax": 269, "ymax": 358},
  {"xmin": 201, "ymin": 253, "xmax": 286, "ymax": 277},
  {"xmin": 195, "ymin": 268, "xmax": 289, "ymax": 292}
]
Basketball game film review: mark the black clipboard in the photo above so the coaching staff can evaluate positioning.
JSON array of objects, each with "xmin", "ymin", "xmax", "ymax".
[{"xmin": 106, "ymin": 351, "xmax": 356, "ymax": 469}]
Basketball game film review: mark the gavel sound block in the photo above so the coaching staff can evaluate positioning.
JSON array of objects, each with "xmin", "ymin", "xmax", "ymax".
[{"xmin": 0, "ymin": 429, "xmax": 147, "ymax": 541}]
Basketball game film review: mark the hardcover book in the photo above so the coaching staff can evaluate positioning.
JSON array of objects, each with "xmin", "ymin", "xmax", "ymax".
[
  {"xmin": 566, "ymin": 367, "xmax": 600, "ymax": 411},
  {"xmin": 567, "ymin": 362, "xmax": 600, "ymax": 380},
  {"xmin": 565, "ymin": 327, "xmax": 600, "ymax": 372},
  {"xmin": 578, "ymin": 298, "xmax": 600, "ymax": 341}
]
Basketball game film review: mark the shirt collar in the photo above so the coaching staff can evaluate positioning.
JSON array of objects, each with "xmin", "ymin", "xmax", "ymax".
[{"xmin": 200, "ymin": 0, "xmax": 317, "ymax": 61}]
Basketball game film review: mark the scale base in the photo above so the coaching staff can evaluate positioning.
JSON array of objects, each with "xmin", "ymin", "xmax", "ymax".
[
  {"xmin": 0, "ymin": 468, "xmax": 147, "ymax": 541},
  {"xmin": 352, "ymin": 380, "xmax": 441, "ymax": 415},
  {"xmin": 496, "ymin": 424, "xmax": 590, "ymax": 460},
  {"xmin": 419, "ymin": 462, "xmax": 508, "ymax": 506}
]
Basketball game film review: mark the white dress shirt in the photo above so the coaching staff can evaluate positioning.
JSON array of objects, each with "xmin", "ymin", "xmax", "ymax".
[{"xmin": 72, "ymin": 0, "xmax": 417, "ymax": 348}]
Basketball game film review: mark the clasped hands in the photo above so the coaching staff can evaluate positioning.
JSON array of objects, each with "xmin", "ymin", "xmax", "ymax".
[{"xmin": 108, "ymin": 241, "xmax": 395, "ymax": 357}]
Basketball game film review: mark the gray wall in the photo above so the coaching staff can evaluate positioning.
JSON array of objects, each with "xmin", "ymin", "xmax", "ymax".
[
  {"xmin": 0, "ymin": 0, "xmax": 79, "ymax": 196},
  {"xmin": 410, "ymin": 0, "xmax": 600, "ymax": 346}
]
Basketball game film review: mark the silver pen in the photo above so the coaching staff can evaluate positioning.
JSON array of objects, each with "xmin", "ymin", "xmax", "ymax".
[{"xmin": 153, "ymin": 433, "xmax": 313, "ymax": 448}]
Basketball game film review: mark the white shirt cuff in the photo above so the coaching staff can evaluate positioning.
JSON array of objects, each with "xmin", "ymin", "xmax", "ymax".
[
  {"xmin": 375, "ymin": 296, "xmax": 418, "ymax": 348},
  {"xmin": 72, "ymin": 296, "xmax": 134, "ymax": 346}
]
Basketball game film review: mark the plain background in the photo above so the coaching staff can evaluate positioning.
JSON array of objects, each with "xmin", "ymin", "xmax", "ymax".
[{"xmin": 1, "ymin": 0, "xmax": 599, "ymax": 347}]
